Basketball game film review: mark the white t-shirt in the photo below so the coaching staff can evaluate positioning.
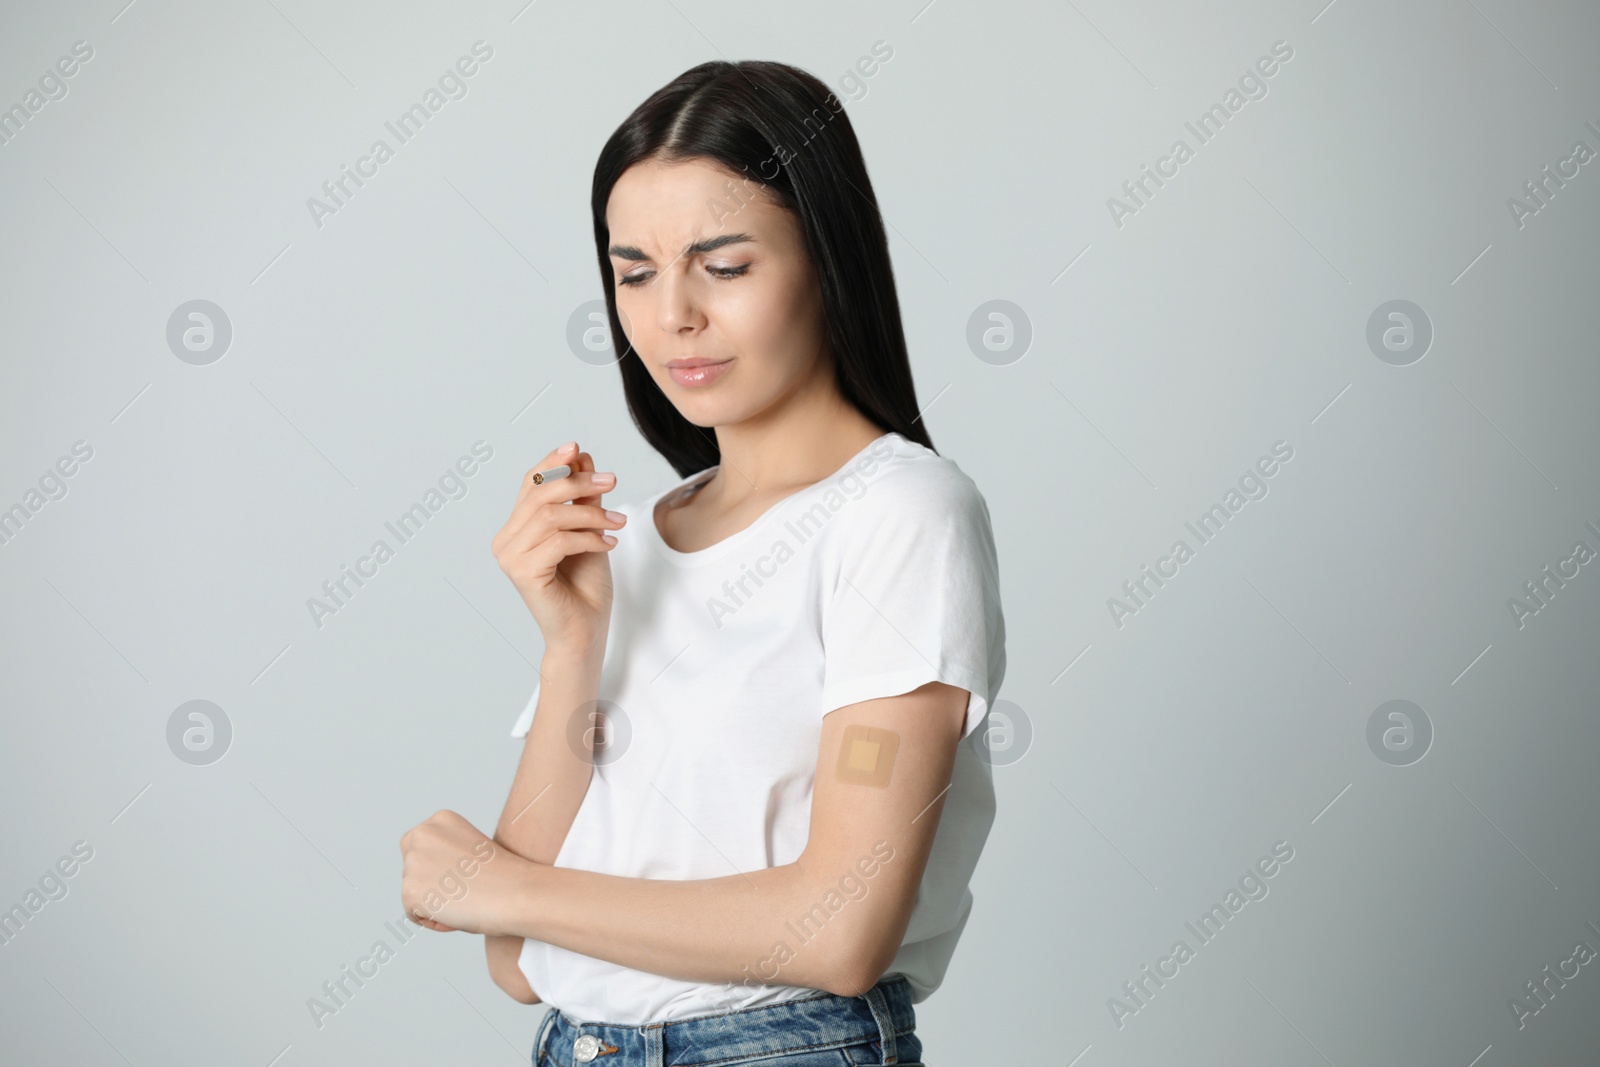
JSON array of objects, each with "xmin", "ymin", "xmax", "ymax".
[{"xmin": 508, "ymin": 430, "xmax": 1006, "ymax": 1024}]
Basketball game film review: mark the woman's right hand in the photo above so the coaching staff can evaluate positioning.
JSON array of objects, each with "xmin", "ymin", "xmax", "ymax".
[{"xmin": 491, "ymin": 441, "xmax": 626, "ymax": 654}]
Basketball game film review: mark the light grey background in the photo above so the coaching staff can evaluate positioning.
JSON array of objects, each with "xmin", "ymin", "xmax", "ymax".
[{"xmin": 3, "ymin": 1, "xmax": 1598, "ymax": 1064}]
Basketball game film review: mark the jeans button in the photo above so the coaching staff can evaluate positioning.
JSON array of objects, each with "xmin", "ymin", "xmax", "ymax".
[{"xmin": 574, "ymin": 1034, "xmax": 600, "ymax": 1062}]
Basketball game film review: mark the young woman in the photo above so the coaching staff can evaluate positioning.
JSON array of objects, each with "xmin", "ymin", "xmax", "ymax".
[{"xmin": 399, "ymin": 59, "xmax": 1006, "ymax": 1066}]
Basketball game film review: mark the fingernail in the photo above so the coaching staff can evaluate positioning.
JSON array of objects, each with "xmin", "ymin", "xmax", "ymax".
[
  {"xmin": 605, "ymin": 510, "xmax": 626, "ymax": 523},
  {"xmin": 560, "ymin": 441, "xmax": 577, "ymax": 455},
  {"xmin": 592, "ymin": 472, "xmax": 616, "ymax": 486}
]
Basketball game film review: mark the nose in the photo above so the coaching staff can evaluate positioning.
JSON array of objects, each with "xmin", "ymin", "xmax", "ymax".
[{"xmin": 655, "ymin": 262, "xmax": 705, "ymax": 334}]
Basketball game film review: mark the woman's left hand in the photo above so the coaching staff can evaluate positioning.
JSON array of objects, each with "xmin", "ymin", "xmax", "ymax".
[{"xmin": 400, "ymin": 810, "xmax": 527, "ymax": 936}]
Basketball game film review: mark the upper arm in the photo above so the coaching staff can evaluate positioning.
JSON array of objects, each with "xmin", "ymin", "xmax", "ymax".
[
  {"xmin": 796, "ymin": 679, "xmax": 971, "ymax": 995},
  {"xmin": 793, "ymin": 464, "xmax": 1002, "ymax": 994}
]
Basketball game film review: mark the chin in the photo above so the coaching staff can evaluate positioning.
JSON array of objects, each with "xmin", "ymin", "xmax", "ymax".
[
  {"xmin": 672, "ymin": 400, "xmax": 736, "ymax": 429},
  {"xmin": 676, "ymin": 409, "xmax": 721, "ymax": 429},
  {"xmin": 672, "ymin": 390, "xmax": 770, "ymax": 430}
]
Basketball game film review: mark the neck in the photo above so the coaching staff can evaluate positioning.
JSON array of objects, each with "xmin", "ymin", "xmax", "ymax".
[{"xmin": 707, "ymin": 378, "xmax": 884, "ymax": 506}]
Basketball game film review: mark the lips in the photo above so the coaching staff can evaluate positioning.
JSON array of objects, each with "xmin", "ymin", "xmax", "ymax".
[{"xmin": 666, "ymin": 358, "xmax": 733, "ymax": 388}]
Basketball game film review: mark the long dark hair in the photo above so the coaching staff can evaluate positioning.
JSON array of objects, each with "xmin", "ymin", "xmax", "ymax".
[{"xmin": 590, "ymin": 60, "xmax": 935, "ymax": 478}]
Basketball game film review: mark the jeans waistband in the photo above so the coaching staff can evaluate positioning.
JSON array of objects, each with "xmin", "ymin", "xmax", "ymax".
[{"xmin": 534, "ymin": 975, "xmax": 917, "ymax": 1067}]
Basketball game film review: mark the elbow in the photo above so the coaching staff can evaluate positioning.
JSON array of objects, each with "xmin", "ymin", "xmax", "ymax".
[
  {"xmin": 786, "ymin": 861, "xmax": 911, "ymax": 998},
  {"xmin": 486, "ymin": 937, "xmax": 542, "ymax": 1005},
  {"xmin": 505, "ymin": 984, "xmax": 544, "ymax": 1006},
  {"xmin": 820, "ymin": 935, "xmax": 897, "ymax": 999},
  {"xmin": 492, "ymin": 969, "xmax": 543, "ymax": 1005}
]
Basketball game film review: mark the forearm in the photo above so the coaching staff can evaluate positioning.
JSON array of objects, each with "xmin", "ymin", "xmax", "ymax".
[
  {"xmin": 495, "ymin": 640, "xmax": 604, "ymax": 860},
  {"xmin": 486, "ymin": 640, "xmax": 605, "ymax": 1001},
  {"xmin": 496, "ymin": 855, "xmax": 870, "ymax": 996}
]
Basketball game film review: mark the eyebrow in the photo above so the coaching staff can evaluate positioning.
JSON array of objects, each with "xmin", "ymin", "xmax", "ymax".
[{"xmin": 607, "ymin": 232, "xmax": 756, "ymax": 262}]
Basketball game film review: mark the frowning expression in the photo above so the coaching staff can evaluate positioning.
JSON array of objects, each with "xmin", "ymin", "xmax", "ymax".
[{"xmin": 605, "ymin": 157, "xmax": 831, "ymax": 426}]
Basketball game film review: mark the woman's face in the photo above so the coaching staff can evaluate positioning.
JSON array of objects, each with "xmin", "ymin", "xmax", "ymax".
[{"xmin": 605, "ymin": 157, "xmax": 830, "ymax": 428}]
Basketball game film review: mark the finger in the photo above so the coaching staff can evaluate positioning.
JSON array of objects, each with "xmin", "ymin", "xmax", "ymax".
[
  {"xmin": 512, "ymin": 467, "xmax": 615, "ymax": 510},
  {"xmin": 514, "ymin": 441, "xmax": 581, "ymax": 509},
  {"xmin": 571, "ymin": 451, "xmax": 600, "ymax": 509},
  {"xmin": 503, "ymin": 502, "xmax": 624, "ymax": 558},
  {"xmin": 514, "ymin": 528, "xmax": 620, "ymax": 577},
  {"xmin": 525, "ymin": 448, "xmax": 600, "ymax": 515},
  {"xmin": 499, "ymin": 464, "xmax": 618, "ymax": 549}
]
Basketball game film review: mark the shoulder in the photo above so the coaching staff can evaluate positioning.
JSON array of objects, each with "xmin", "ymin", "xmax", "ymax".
[{"xmin": 834, "ymin": 435, "xmax": 993, "ymax": 535}]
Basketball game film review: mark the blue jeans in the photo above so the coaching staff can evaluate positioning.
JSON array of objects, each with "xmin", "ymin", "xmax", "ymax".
[{"xmin": 531, "ymin": 974, "xmax": 924, "ymax": 1066}]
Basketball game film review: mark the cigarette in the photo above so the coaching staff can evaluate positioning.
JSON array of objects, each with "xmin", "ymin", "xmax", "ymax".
[{"xmin": 530, "ymin": 464, "xmax": 572, "ymax": 485}]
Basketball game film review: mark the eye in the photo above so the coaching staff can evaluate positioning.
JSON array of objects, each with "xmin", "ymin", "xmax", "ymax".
[{"xmin": 616, "ymin": 262, "xmax": 750, "ymax": 288}]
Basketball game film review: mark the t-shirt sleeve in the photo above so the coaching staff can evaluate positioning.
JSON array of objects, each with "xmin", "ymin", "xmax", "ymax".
[
  {"xmin": 510, "ymin": 682, "xmax": 538, "ymax": 739},
  {"xmin": 820, "ymin": 464, "xmax": 1006, "ymax": 739}
]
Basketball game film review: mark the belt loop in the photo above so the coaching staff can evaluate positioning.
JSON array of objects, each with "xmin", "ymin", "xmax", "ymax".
[
  {"xmin": 646, "ymin": 1021, "xmax": 665, "ymax": 1067},
  {"xmin": 862, "ymin": 981, "xmax": 897, "ymax": 1064},
  {"xmin": 533, "ymin": 1007, "xmax": 557, "ymax": 1065}
]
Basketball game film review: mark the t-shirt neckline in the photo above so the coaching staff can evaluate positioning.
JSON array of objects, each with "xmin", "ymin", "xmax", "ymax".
[{"xmin": 641, "ymin": 431, "xmax": 900, "ymax": 568}]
